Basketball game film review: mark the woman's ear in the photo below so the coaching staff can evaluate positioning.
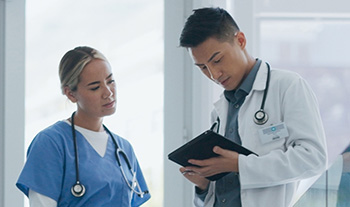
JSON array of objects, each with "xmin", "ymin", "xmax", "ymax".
[{"xmin": 64, "ymin": 86, "xmax": 77, "ymax": 103}]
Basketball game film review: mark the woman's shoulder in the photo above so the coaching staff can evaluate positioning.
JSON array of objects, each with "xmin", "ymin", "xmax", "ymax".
[
  {"xmin": 31, "ymin": 121, "xmax": 71, "ymax": 146},
  {"xmin": 26, "ymin": 121, "xmax": 72, "ymax": 157},
  {"xmin": 37, "ymin": 120, "xmax": 70, "ymax": 136},
  {"xmin": 110, "ymin": 132, "xmax": 135, "ymax": 152},
  {"xmin": 111, "ymin": 132, "xmax": 130, "ymax": 144}
]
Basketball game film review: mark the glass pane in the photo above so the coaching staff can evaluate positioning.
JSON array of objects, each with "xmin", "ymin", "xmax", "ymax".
[
  {"xmin": 336, "ymin": 143, "xmax": 350, "ymax": 207},
  {"xmin": 259, "ymin": 19, "xmax": 350, "ymax": 206},
  {"xmin": 25, "ymin": 1, "xmax": 163, "ymax": 206},
  {"xmin": 255, "ymin": 0, "xmax": 350, "ymax": 13}
]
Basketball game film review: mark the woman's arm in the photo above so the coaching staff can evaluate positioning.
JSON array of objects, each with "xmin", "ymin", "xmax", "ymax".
[{"xmin": 29, "ymin": 189, "xmax": 57, "ymax": 207}]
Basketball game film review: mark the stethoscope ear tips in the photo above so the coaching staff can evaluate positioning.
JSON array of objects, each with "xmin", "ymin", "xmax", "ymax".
[
  {"xmin": 254, "ymin": 109, "xmax": 268, "ymax": 125},
  {"xmin": 71, "ymin": 182, "xmax": 86, "ymax": 197}
]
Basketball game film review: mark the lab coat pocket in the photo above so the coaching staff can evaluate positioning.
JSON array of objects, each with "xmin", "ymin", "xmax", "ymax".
[{"xmin": 258, "ymin": 122, "xmax": 289, "ymax": 145}]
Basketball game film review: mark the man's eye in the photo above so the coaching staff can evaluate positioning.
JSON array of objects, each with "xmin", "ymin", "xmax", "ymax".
[
  {"xmin": 108, "ymin": 79, "xmax": 115, "ymax": 84},
  {"xmin": 91, "ymin": 86, "xmax": 99, "ymax": 91},
  {"xmin": 214, "ymin": 58, "xmax": 222, "ymax": 64},
  {"xmin": 201, "ymin": 65, "xmax": 207, "ymax": 70}
]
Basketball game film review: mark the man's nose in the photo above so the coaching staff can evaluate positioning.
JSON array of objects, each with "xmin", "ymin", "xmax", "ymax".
[{"xmin": 207, "ymin": 65, "xmax": 222, "ymax": 82}]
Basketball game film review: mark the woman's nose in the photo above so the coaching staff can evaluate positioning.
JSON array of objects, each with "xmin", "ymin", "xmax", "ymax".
[{"xmin": 102, "ymin": 85, "xmax": 113, "ymax": 99}]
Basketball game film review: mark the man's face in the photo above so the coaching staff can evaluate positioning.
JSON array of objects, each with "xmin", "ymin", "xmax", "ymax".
[{"xmin": 188, "ymin": 33, "xmax": 252, "ymax": 91}]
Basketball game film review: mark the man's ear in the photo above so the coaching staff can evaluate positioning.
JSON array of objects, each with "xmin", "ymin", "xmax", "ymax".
[
  {"xmin": 236, "ymin": 31, "xmax": 247, "ymax": 49},
  {"xmin": 64, "ymin": 86, "xmax": 77, "ymax": 103}
]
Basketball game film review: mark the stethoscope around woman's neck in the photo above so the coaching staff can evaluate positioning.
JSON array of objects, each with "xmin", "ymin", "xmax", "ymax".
[
  {"xmin": 70, "ymin": 112, "xmax": 148, "ymax": 198},
  {"xmin": 210, "ymin": 62, "xmax": 271, "ymax": 133}
]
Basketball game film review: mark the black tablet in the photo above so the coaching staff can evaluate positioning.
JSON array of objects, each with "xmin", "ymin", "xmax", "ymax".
[{"xmin": 168, "ymin": 130, "xmax": 257, "ymax": 181}]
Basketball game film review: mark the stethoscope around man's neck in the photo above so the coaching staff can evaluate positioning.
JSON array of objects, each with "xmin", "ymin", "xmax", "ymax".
[
  {"xmin": 210, "ymin": 62, "xmax": 271, "ymax": 133},
  {"xmin": 253, "ymin": 62, "xmax": 270, "ymax": 125},
  {"xmin": 70, "ymin": 111, "xmax": 148, "ymax": 198}
]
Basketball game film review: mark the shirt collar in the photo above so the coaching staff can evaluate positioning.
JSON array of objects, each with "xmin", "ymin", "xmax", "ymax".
[{"xmin": 224, "ymin": 59, "xmax": 262, "ymax": 102}]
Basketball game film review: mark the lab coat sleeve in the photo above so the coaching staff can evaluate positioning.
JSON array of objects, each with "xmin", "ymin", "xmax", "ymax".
[{"xmin": 238, "ymin": 75, "xmax": 327, "ymax": 189}]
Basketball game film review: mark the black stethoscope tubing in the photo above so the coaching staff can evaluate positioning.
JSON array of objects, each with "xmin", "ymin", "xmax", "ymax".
[
  {"xmin": 71, "ymin": 112, "xmax": 85, "ymax": 197},
  {"xmin": 253, "ymin": 62, "xmax": 270, "ymax": 125},
  {"xmin": 260, "ymin": 62, "xmax": 270, "ymax": 114},
  {"xmin": 210, "ymin": 117, "xmax": 220, "ymax": 133},
  {"xmin": 211, "ymin": 62, "xmax": 271, "ymax": 132},
  {"xmin": 70, "ymin": 112, "xmax": 148, "ymax": 198}
]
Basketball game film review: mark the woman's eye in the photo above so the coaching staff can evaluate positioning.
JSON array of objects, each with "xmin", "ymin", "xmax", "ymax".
[
  {"xmin": 108, "ymin": 79, "xmax": 115, "ymax": 84},
  {"xmin": 91, "ymin": 86, "xmax": 99, "ymax": 91}
]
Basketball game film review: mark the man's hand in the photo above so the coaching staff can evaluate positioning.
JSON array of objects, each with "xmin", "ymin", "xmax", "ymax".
[
  {"xmin": 179, "ymin": 146, "xmax": 239, "ymax": 190},
  {"xmin": 179, "ymin": 167, "xmax": 210, "ymax": 190}
]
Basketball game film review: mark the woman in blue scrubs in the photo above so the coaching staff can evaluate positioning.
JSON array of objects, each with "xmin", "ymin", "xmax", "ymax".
[{"xmin": 16, "ymin": 46, "xmax": 151, "ymax": 207}]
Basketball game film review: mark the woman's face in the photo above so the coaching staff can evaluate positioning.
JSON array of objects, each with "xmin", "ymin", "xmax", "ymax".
[{"xmin": 69, "ymin": 58, "xmax": 117, "ymax": 119}]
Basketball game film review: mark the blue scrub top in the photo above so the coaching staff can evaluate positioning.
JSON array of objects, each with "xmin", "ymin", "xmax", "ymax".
[{"xmin": 16, "ymin": 121, "xmax": 151, "ymax": 207}]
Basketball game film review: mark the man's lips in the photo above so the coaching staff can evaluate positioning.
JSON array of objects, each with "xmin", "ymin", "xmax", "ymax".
[{"xmin": 219, "ymin": 77, "xmax": 229, "ymax": 86}]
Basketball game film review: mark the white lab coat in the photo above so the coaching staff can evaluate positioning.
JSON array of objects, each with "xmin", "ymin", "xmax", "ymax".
[{"xmin": 194, "ymin": 62, "xmax": 328, "ymax": 207}]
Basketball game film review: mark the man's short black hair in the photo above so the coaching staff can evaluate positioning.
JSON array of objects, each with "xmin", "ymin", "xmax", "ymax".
[{"xmin": 179, "ymin": 7, "xmax": 240, "ymax": 48}]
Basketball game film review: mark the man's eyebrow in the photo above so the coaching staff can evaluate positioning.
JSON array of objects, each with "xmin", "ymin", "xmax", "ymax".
[
  {"xmin": 194, "ymin": 52, "xmax": 221, "ymax": 67},
  {"xmin": 195, "ymin": 63, "xmax": 205, "ymax": 67},
  {"xmin": 207, "ymin": 52, "xmax": 220, "ymax": 63}
]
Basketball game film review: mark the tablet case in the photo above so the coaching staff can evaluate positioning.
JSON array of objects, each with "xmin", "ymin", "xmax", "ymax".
[{"xmin": 168, "ymin": 130, "xmax": 257, "ymax": 181}]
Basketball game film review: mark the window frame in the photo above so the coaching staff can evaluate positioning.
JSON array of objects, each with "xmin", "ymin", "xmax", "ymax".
[{"xmin": 0, "ymin": 0, "xmax": 25, "ymax": 206}]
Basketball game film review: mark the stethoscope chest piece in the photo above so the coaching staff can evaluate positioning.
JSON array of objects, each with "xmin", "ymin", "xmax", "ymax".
[
  {"xmin": 253, "ymin": 62, "xmax": 271, "ymax": 126},
  {"xmin": 254, "ymin": 109, "xmax": 268, "ymax": 125},
  {"xmin": 69, "ymin": 111, "xmax": 148, "ymax": 198},
  {"xmin": 71, "ymin": 181, "xmax": 86, "ymax": 197}
]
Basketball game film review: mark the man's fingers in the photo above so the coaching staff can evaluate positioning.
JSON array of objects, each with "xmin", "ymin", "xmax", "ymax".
[{"xmin": 213, "ymin": 146, "xmax": 237, "ymax": 158}]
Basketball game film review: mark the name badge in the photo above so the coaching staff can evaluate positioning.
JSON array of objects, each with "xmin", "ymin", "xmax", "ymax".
[{"xmin": 258, "ymin": 122, "xmax": 289, "ymax": 144}]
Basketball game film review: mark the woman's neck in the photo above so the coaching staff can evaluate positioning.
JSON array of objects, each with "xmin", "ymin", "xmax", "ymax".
[{"xmin": 70, "ymin": 112, "xmax": 104, "ymax": 132}]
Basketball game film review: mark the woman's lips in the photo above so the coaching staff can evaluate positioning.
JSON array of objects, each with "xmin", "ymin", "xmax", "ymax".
[{"xmin": 103, "ymin": 100, "xmax": 115, "ymax": 108}]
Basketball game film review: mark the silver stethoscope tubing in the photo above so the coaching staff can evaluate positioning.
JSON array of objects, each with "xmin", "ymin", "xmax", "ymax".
[
  {"xmin": 210, "ymin": 62, "xmax": 271, "ymax": 132},
  {"xmin": 70, "ymin": 112, "xmax": 148, "ymax": 198}
]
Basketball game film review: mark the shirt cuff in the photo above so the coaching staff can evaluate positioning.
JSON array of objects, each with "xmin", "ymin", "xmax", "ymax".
[{"xmin": 195, "ymin": 185, "xmax": 209, "ymax": 201}]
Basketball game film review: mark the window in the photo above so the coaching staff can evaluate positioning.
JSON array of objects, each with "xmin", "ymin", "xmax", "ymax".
[
  {"xmin": 25, "ymin": 1, "xmax": 163, "ymax": 206},
  {"xmin": 254, "ymin": 1, "xmax": 350, "ymax": 206}
]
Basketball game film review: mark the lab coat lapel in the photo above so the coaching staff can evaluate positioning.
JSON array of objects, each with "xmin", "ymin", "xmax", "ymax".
[
  {"xmin": 213, "ymin": 94, "xmax": 228, "ymax": 135},
  {"xmin": 213, "ymin": 62, "xmax": 269, "ymax": 136},
  {"xmin": 251, "ymin": 62, "xmax": 269, "ymax": 92}
]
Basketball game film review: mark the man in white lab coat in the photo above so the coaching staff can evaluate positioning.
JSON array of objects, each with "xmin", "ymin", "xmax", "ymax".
[{"xmin": 178, "ymin": 7, "xmax": 327, "ymax": 207}]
